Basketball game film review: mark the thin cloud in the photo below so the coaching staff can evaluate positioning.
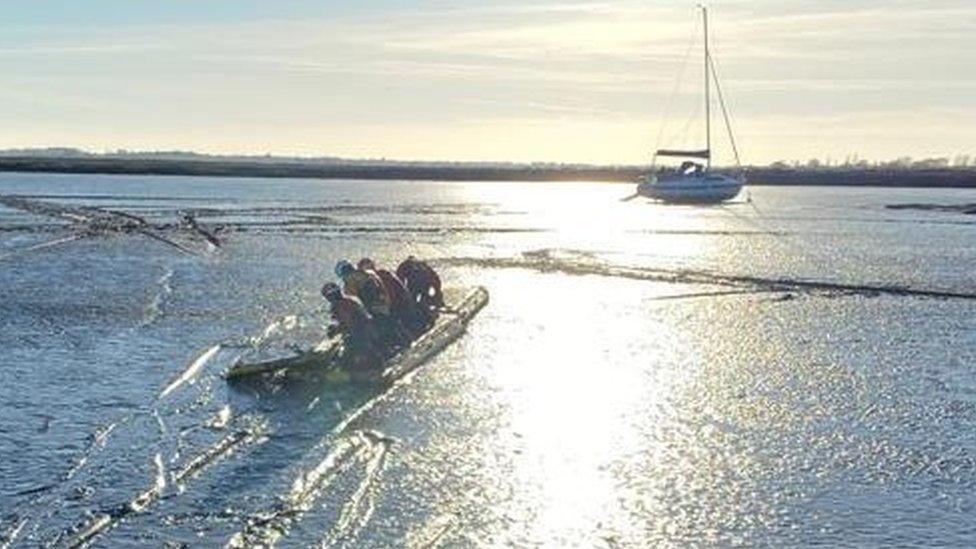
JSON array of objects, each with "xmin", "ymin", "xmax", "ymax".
[
  {"xmin": 0, "ymin": 1, "xmax": 974, "ymax": 163},
  {"xmin": 0, "ymin": 43, "xmax": 168, "ymax": 56}
]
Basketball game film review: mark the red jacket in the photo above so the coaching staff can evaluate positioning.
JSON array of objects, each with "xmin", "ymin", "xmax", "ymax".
[
  {"xmin": 330, "ymin": 295, "xmax": 373, "ymax": 336},
  {"xmin": 375, "ymin": 268, "xmax": 413, "ymax": 311},
  {"xmin": 397, "ymin": 260, "xmax": 441, "ymax": 297}
]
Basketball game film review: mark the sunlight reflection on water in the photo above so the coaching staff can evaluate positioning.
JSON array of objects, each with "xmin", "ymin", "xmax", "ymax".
[{"xmin": 1, "ymin": 176, "xmax": 975, "ymax": 547}]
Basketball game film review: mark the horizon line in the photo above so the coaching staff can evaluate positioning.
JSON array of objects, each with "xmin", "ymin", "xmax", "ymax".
[{"xmin": 1, "ymin": 146, "xmax": 973, "ymax": 170}]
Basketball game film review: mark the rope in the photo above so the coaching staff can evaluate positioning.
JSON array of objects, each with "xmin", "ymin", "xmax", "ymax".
[
  {"xmin": 652, "ymin": 15, "xmax": 699, "ymax": 167},
  {"xmin": 708, "ymin": 54, "xmax": 742, "ymax": 169}
]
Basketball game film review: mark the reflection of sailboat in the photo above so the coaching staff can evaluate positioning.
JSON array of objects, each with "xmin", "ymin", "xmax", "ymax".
[{"xmin": 636, "ymin": 6, "xmax": 745, "ymax": 204}]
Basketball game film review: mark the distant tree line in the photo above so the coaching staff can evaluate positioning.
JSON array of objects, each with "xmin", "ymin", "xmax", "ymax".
[
  {"xmin": 769, "ymin": 154, "xmax": 974, "ymax": 171},
  {"xmin": 1, "ymin": 148, "xmax": 975, "ymax": 187}
]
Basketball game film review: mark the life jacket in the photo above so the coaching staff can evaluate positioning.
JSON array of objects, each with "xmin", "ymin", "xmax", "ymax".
[
  {"xmin": 375, "ymin": 268, "xmax": 412, "ymax": 310},
  {"xmin": 343, "ymin": 270, "xmax": 391, "ymax": 315},
  {"xmin": 415, "ymin": 262, "xmax": 441, "ymax": 289},
  {"xmin": 395, "ymin": 260, "xmax": 414, "ymax": 285},
  {"xmin": 400, "ymin": 262, "xmax": 441, "ymax": 300}
]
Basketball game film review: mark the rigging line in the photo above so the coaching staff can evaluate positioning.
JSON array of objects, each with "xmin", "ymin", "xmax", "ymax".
[
  {"xmin": 652, "ymin": 15, "xmax": 699, "ymax": 164},
  {"xmin": 708, "ymin": 54, "xmax": 742, "ymax": 169},
  {"xmin": 670, "ymin": 96, "xmax": 703, "ymax": 152},
  {"xmin": 720, "ymin": 203, "xmax": 804, "ymax": 257}
]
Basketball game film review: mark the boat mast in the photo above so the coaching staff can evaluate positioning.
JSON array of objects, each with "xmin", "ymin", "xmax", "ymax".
[{"xmin": 703, "ymin": 6, "xmax": 711, "ymax": 170}]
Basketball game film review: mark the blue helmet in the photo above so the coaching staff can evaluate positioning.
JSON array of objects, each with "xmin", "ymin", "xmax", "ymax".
[{"xmin": 335, "ymin": 259, "xmax": 354, "ymax": 279}]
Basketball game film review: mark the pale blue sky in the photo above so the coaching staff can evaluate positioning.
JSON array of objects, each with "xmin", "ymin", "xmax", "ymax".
[{"xmin": 1, "ymin": 1, "xmax": 973, "ymax": 164}]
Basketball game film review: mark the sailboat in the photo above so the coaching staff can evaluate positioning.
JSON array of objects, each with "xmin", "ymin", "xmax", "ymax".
[{"xmin": 635, "ymin": 6, "xmax": 745, "ymax": 204}]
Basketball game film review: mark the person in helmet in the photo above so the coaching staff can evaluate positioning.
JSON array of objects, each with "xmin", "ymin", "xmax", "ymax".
[
  {"xmin": 359, "ymin": 257, "xmax": 432, "ymax": 337},
  {"xmin": 320, "ymin": 282, "xmax": 381, "ymax": 371},
  {"xmin": 396, "ymin": 256, "xmax": 444, "ymax": 312},
  {"xmin": 336, "ymin": 259, "xmax": 405, "ymax": 352},
  {"xmin": 335, "ymin": 259, "xmax": 390, "ymax": 316}
]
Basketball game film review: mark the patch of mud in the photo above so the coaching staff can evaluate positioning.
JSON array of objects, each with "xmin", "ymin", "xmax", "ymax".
[
  {"xmin": 886, "ymin": 203, "xmax": 976, "ymax": 215},
  {"xmin": 627, "ymin": 229, "xmax": 789, "ymax": 236},
  {"xmin": 438, "ymin": 249, "xmax": 976, "ymax": 301},
  {"xmin": 228, "ymin": 224, "xmax": 543, "ymax": 235}
]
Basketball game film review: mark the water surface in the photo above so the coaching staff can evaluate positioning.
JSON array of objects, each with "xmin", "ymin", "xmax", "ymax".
[{"xmin": 1, "ymin": 174, "xmax": 975, "ymax": 547}]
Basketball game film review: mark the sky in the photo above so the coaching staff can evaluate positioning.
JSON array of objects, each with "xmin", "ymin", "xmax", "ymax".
[{"xmin": 1, "ymin": 0, "xmax": 974, "ymax": 165}]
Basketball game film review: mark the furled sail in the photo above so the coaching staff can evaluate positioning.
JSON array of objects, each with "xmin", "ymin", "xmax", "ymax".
[{"xmin": 655, "ymin": 149, "xmax": 711, "ymax": 159}]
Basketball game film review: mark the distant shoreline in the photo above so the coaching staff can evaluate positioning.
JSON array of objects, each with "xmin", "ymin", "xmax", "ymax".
[{"xmin": 2, "ymin": 156, "xmax": 976, "ymax": 188}]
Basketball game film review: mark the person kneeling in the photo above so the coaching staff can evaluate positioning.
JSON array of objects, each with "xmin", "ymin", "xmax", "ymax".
[
  {"xmin": 321, "ymin": 282, "xmax": 382, "ymax": 374},
  {"xmin": 396, "ymin": 256, "xmax": 444, "ymax": 313},
  {"xmin": 359, "ymin": 257, "xmax": 432, "ymax": 338},
  {"xmin": 335, "ymin": 259, "xmax": 408, "ymax": 354}
]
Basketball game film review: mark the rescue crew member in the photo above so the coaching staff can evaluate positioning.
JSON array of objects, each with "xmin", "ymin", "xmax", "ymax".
[
  {"xmin": 336, "ymin": 259, "xmax": 405, "ymax": 351},
  {"xmin": 359, "ymin": 257, "xmax": 432, "ymax": 336},
  {"xmin": 396, "ymin": 256, "xmax": 444, "ymax": 311},
  {"xmin": 320, "ymin": 282, "xmax": 381, "ymax": 370},
  {"xmin": 335, "ymin": 259, "xmax": 390, "ymax": 316}
]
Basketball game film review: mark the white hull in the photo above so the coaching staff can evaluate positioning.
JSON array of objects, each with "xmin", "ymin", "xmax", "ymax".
[
  {"xmin": 638, "ymin": 8, "xmax": 746, "ymax": 206},
  {"xmin": 637, "ymin": 173, "xmax": 743, "ymax": 204}
]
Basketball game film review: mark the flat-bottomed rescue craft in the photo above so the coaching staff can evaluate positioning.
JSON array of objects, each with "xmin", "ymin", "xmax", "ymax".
[{"xmin": 226, "ymin": 286, "xmax": 489, "ymax": 384}]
